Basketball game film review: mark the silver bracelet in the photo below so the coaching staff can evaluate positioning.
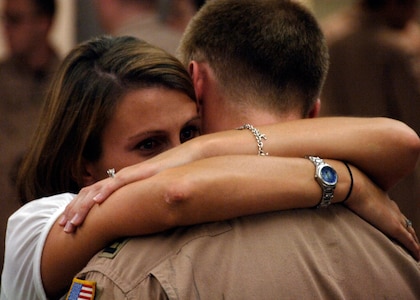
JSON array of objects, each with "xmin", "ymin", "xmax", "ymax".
[{"xmin": 237, "ymin": 124, "xmax": 268, "ymax": 156}]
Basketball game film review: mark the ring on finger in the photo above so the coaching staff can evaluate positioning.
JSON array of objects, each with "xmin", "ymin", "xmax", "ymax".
[
  {"xmin": 107, "ymin": 168, "xmax": 116, "ymax": 178},
  {"xmin": 405, "ymin": 218, "xmax": 413, "ymax": 229}
]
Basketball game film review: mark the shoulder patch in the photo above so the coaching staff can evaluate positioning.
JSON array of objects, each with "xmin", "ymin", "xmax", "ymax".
[
  {"xmin": 98, "ymin": 238, "xmax": 129, "ymax": 259},
  {"xmin": 66, "ymin": 277, "xmax": 96, "ymax": 300}
]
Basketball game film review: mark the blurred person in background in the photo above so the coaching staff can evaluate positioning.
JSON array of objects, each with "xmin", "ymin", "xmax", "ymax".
[
  {"xmin": 0, "ymin": 0, "xmax": 59, "ymax": 280},
  {"xmin": 93, "ymin": 0, "xmax": 189, "ymax": 55},
  {"xmin": 158, "ymin": 0, "xmax": 205, "ymax": 33},
  {"xmin": 320, "ymin": 0, "xmax": 420, "ymax": 233}
]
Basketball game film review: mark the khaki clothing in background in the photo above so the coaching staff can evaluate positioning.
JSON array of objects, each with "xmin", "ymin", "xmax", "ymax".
[{"xmin": 321, "ymin": 7, "xmax": 420, "ymax": 234}]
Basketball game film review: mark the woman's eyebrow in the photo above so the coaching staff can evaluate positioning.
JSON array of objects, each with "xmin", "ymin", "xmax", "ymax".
[
  {"xmin": 127, "ymin": 130, "xmax": 166, "ymax": 142},
  {"xmin": 184, "ymin": 115, "xmax": 201, "ymax": 126}
]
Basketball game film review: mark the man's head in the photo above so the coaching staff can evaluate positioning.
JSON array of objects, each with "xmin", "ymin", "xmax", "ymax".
[
  {"xmin": 1, "ymin": 0, "xmax": 55, "ymax": 58},
  {"xmin": 179, "ymin": 0, "xmax": 329, "ymax": 132}
]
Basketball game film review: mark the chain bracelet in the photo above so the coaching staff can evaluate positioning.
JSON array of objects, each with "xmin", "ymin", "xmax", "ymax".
[{"xmin": 237, "ymin": 124, "xmax": 268, "ymax": 156}]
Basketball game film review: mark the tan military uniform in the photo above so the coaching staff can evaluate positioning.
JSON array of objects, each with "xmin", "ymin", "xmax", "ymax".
[{"xmin": 74, "ymin": 206, "xmax": 420, "ymax": 299}]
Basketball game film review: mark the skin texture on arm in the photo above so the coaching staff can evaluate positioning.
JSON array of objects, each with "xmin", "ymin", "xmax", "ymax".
[
  {"xmin": 71, "ymin": 116, "xmax": 419, "ymax": 211},
  {"xmin": 42, "ymin": 156, "xmax": 420, "ymax": 298},
  {"xmin": 156, "ymin": 117, "xmax": 420, "ymax": 190},
  {"xmin": 62, "ymin": 116, "xmax": 420, "ymax": 230}
]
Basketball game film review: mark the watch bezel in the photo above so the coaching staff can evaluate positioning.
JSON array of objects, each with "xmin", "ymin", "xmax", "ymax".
[{"xmin": 316, "ymin": 164, "xmax": 338, "ymax": 186}]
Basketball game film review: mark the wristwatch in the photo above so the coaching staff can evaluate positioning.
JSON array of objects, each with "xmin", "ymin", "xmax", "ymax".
[{"xmin": 306, "ymin": 156, "xmax": 338, "ymax": 208}]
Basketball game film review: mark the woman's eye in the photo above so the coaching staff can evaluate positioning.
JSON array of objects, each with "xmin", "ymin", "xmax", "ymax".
[
  {"xmin": 180, "ymin": 125, "xmax": 201, "ymax": 143},
  {"xmin": 136, "ymin": 138, "xmax": 161, "ymax": 152}
]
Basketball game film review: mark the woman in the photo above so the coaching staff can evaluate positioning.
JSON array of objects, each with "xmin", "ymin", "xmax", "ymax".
[
  {"xmin": 1, "ymin": 36, "xmax": 418, "ymax": 299},
  {"xmin": 2, "ymin": 35, "xmax": 198, "ymax": 299}
]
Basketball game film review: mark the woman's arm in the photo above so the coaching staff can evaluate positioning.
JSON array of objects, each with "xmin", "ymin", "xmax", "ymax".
[
  {"xmin": 109, "ymin": 117, "xmax": 420, "ymax": 188},
  {"xmin": 198, "ymin": 117, "xmax": 419, "ymax": 189},
  {"xmin": 42, "ymin": 156, "xmax": 419, "ymax": 298},
  {"xmin": 65, "ymin": 116, "xmax": 419, "ymax": 225}
]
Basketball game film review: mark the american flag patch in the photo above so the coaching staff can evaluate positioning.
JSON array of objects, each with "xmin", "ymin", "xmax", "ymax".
[{"xmin": 66, "ymin": 278, "xmax": 96, "ymax": 300}]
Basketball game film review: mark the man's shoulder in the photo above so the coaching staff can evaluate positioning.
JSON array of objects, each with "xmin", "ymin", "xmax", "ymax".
[
  {"xmin": 75, "ymin": 207, "xmax": 420, "ymax": 298},
  {"xmin": 77, "ymin": 208, "xmax": 357, "ymax": 283},
  {"xmin": 77, "ymin": 222, "xmax": 232, "ymax": 289}
]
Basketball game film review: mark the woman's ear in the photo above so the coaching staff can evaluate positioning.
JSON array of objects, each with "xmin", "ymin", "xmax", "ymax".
[
  {"xmin": 80, "ymin": 159, "xmax": 97, "ymax": 187},
  {"xmin": 308, "ymin": 98, "xmax": 321, "ymax": 118}
]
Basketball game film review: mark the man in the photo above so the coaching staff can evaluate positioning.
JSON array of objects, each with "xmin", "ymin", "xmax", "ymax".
[
  {"xmin": 320, "ymin": 0, "xmax": 420, "ymax": 233},
  {"xmin": 93, "ymin": 0, "xmax": 184, "ymax": 56},
  {"xmin": 69, "ymin": 0, "xmax": 420, "ymax": 298},
  {"xmin": 0, "ymin": 0, "xmax": 59, "ymax": 280}
]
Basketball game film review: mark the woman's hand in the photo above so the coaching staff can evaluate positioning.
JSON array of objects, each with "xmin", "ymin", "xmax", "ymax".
[
  {"xmin": 59, "ymin": 142, "xmax": 201, "ymax": 232},
  {"xmin": 344, "ymin": 164, "xmax": 420, "ymax": 261},
  {"xmin": 58, "ymin": 164, "xmax": 161, "ymax": 232}
]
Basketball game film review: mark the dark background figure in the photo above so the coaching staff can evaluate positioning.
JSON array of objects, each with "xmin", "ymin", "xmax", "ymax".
[
  {"xmin": 0, "ymin": 0, "xmax": 60, "ymax": 279},
  {"xmin": 320, "ymin": 0, "xmax": 420, "ymax": 233},
  {"xmin": 77, "ymin": 0, "xmax": 204, "ymax": 55},
  {"xmin": 90, "ymin": 0, "xmax": 197, "ymax": 56}
]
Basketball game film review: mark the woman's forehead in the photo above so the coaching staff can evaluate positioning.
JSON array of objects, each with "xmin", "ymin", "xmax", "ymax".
[{"xmin": 108, "ymin": 87, "xmax": 198, "ymax": 134}]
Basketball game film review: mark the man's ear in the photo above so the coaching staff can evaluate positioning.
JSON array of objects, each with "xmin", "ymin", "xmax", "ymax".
[
  {"xmin": 308, "ymin": 98, "xmax": 321, "ymax": 118},
  {"xmin": 189, "ymin": 61, "xmax": 204, "ymax": 102}
]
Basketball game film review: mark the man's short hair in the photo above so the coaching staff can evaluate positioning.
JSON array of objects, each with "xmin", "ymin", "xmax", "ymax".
[{"xmin": 179, "ymin": 0, "xmax": 329, "ymax": 116}]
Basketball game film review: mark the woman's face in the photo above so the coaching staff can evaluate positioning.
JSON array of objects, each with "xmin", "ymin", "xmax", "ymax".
[{"xmin": 84, "ymin": 87, "xmax": 200, "ymax": 184}]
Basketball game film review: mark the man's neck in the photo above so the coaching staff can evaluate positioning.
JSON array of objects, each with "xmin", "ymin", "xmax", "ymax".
[{"xmin": 204, "ymin": 106, "xmax": 302, "ymax": 134}]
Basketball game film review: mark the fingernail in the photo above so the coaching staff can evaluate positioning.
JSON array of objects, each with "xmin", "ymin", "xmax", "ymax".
[
  {"xmin": 64, "ymin": 221, "xmax": 74, "ymax": 233},
  {"xmin": 58, "ymin": 215, "xmax": 67, "ymax": 226},
  {"xmin": 70, "ymin": 213, "xmax": 80, "ymax": 225},
  {"xmin": 93, "ymin": 193, "xmax": 102, "ymax": 202}
]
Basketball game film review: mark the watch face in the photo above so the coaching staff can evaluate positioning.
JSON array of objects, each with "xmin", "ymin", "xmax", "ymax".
[{"xmin": 320, "ymin": 165, "xmax": 338, "ymax": 185}]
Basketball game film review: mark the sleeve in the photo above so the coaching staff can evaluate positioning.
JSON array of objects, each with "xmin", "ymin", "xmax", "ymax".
[{"xmin": 1, "ymin": 193, "xmax": 75, "ymax": 300}]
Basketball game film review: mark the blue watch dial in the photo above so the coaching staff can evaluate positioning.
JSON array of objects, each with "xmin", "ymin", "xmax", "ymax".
[{"xmin": 320, "ymin": 165, "xmax": 338, "ymax": 185}]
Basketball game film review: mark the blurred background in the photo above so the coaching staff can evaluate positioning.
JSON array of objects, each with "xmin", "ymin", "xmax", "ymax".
[
  {"xmin": 0, "ymin": 0, "xmax": 419, "ymax": 279},
  {"xmin": 0, "ymin": 0, "xmax": 355, "ymax": 59}
]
